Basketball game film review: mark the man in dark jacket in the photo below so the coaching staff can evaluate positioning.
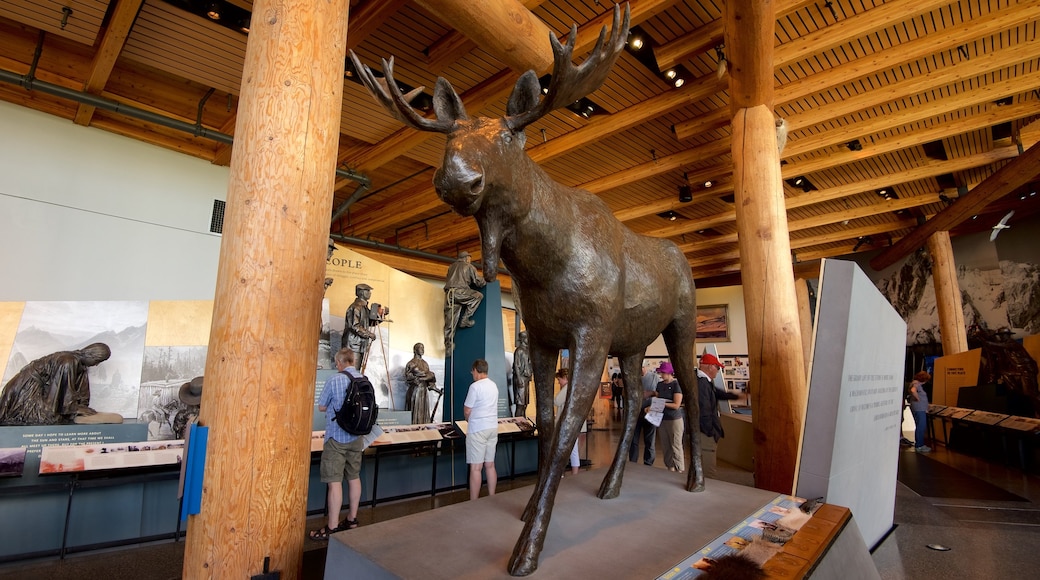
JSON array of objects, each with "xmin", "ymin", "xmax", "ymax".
[{"xmin": 697, "ymin": 353, "xmax": 740, "ymax": 478}]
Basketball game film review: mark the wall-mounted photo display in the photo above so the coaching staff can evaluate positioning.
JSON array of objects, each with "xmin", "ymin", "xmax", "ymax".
[
  {"xmin": 696, "ymin": 304, "xmax": 730, "ymax": 341},
  {"xmin": 0, "ymin": 447, "xmax": 26, "ymax": 478}
]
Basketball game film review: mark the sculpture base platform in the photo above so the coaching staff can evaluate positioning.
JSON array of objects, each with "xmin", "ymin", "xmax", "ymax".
[{"xmin": 325, "ymin": 464, "xmax": 878, "ymax": 579}]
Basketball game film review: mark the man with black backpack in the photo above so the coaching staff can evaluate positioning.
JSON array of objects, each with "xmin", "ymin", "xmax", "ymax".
[{"xmin": 310, "ymin": 348, "xmax": 366, "ymax": 540}]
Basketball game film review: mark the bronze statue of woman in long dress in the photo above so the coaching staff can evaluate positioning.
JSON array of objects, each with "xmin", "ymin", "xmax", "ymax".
[
  {"xmin": 405, "ymin": 343, "xmax": 441, "ymax": 424},
  {"xmin": 0, "ymin": 343, "xmax": 111, "ymax": 425}
]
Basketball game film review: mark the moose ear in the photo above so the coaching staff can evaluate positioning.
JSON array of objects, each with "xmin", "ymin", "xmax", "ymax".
[
  {"xmin": 432, "ymin": 77, "xmax": 468, "ymax": 123},
  {"xmin": 507, "ymin": 71, "xmax": 542, "ymax": 117}
]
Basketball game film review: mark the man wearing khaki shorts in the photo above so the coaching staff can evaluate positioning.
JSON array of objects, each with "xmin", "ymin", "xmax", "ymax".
[
  {"xmin": 310, "ymin": 348, "xmax": 365, "ymax": 540},
  {"xmin": 464, "ymin": 358, "xmax": 499, "ymax": 500}
]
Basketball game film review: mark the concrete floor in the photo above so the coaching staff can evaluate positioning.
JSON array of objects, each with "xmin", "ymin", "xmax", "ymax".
[{"xmin": 3, "ymin": 405, "xmax": 1040, "ymax": 579}]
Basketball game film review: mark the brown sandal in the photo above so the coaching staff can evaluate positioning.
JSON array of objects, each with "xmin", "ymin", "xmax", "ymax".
[
  {"xmin": 339, "ymin": 518, "xmax": 359, "ymax": 530},
  {"xmin": 309, "ymin": 525, "xmax": 336, "ymax": 540}
]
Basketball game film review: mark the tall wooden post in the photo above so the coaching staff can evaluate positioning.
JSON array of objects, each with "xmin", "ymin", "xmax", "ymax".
[
  {"xmin": 926, "ymin": 231, "xmax": 969, "ymax": 355},
  {"xmin": 727, "ymin": 0, "xmax": 808, "ymax": 493},
  {"xmin": 182, "ymin": 1, "xmax": 349, "ymax": 578}
]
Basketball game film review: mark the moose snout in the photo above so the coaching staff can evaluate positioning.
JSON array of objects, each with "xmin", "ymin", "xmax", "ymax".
[{"xmin": 434, "ymin": 162, "xmax": 485, "ymax": 215}]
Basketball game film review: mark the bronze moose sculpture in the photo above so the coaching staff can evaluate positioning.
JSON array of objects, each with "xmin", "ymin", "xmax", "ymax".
[{"xmin": 352, "ymin": 4, "xmax": 704, "ymax": 575}]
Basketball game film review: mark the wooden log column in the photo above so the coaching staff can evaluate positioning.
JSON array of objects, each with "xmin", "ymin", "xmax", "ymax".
[
  {"xmin": 727, "ymin": 0, "xmax": 808, "ymax": 494},
  {"xmin": 182, "ymin": 0, "xmax": 349, "ymax": 578},
  {"xmin": 926, "ymin": 231, "xmax": 969, "ymax": 355}
]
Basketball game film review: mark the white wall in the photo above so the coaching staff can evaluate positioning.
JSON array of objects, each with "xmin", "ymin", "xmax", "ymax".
[{"xmin": 0, "ymin": 101, "xmax": 228, "ymax": 301}]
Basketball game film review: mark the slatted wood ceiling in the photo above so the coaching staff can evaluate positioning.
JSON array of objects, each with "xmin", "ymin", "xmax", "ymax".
[{"xmin": 0, "ymin": 0, "xmax": 1037, "ymax": 286}]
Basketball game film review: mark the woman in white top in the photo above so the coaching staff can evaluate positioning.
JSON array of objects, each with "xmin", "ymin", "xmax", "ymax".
[{"xmin": 553, "ymin": 368, "xmax": 581, "ymax": 475}]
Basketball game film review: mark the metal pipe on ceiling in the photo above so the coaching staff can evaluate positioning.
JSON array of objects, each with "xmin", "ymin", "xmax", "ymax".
[
  {"xmin": 332, "ymin": 233, "xmax": 508, "ymax": 275},
  {"xmin": 0, "ymin": 68, "xmax": 369, "ymax": 188}
]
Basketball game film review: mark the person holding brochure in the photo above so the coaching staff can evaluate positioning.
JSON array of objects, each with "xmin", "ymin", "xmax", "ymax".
[
  {"xmin": 654, "ymin": 361, "xmax": 685, "ymax": 472},
  {"xmin": 310, "ymin": 348, "xmax": 365, "ymax": 540},
  {"xmin": 464, "ymin": 358, "xmax": 499, "ymax": 500}
]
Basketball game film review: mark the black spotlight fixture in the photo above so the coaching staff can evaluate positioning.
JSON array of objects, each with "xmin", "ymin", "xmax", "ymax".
[
  {"xmin": 852, "ymin": 236, "xmax": 873, "ymax": 252},
  {"xmin": 206, "ymin": 2, "xmax": 221, "ymax": 20},
  {"xmin": 785, "ymin": 176, "xmax": 816, "ymax": 193},
  {"xmin": 657, "ymin": 210, "xmax": 681, "ymax": 221},
  {"xmin": 846, "ymin": 139, "xmax": 863, "ymax": 151},
  {"xmin": 679, "ymin": 184, "xmax": 692, "ymax": 203},
  {"xmin": 678, "ymin": 172, "xmax": 693, "ymax": 202}
]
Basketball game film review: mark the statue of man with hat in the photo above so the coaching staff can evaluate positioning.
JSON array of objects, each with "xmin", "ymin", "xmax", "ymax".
[
  {"xmin": 172, "ymin": 376, "xmax": 203, "ymax": 440},
  {"xmin": 344, "ymin": 283, "xmax": 378, "ymax": 368}
]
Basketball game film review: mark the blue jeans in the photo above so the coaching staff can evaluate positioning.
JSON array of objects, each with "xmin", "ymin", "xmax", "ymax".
[{"xmin": 912, "ymin": 410, "xmax": 927, "ymax": 448}]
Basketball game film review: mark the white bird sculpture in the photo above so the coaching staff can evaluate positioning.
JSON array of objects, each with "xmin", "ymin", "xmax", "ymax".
[{"xmin": 990, "ymin": 210, "xmax": 1014, "ymax": 241}]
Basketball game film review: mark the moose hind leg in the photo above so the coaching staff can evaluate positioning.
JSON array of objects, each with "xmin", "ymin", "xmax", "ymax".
[
  {"xmin": 598, "ymin": 353, "xmax": 644, "ymax": 499},
  {"xmin": 663, "ymin": 321, "xmax": 705, "ymax": 492},
  {"xmin": 509, "ymin": 343, "xmax": 607, "ymax": 576}
]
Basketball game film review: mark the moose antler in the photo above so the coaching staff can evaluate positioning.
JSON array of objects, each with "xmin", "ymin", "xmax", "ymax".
[
  {"xmin": 504, "ymin": 3, "xmax": 631, "ymax": 131},
  {"xmin": 348, "ymin": 52, "xmax": 463, "ymax": 134}
]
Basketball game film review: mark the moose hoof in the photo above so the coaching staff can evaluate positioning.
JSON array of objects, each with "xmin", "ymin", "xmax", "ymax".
[{"xmin": 508, "ymin": 553, "xmax": 538, "ymax": 577}]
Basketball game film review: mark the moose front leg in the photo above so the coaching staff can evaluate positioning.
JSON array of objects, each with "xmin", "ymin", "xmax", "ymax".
[
  {"xmin": 509, "ymin": 339, "xmax": 608, "ymax": 576},
  {"xmin": 520, "ymin": 342, "xmax": 562, "ymax": 524}
]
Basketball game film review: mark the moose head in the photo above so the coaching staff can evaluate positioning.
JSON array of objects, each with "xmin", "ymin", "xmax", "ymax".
[{"xmin": 350, "ymin": 5, "xmax": 630, "ymax": 280}]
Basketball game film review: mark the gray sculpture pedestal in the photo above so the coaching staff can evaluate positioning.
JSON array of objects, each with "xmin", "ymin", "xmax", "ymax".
[{"xmin": 325, "ymin": 465, "xmax": 877, "ymax": 579}]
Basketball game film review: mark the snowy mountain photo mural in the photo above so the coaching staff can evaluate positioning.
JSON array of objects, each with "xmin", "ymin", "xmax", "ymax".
[{"xmin": 864, "ymin": 214, "xmax": 1040, "ymax": 345}]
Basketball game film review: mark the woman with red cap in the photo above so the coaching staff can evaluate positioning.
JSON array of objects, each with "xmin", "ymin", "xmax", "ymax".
[{"xmin": 654, "ymin": 361, "xmax": 686, "ymax": 472}]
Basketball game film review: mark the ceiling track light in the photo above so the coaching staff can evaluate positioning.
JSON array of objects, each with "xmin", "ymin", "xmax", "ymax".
[
  {"xmin": 847, "ymin": 139, "xmax": 863, "ymax": 151},
  {"xmin": 207, "ymin": 2, "xmax": 222, "ymax": 20},
  {"xmin": 785, "ymin": 176, "xmax": 815, "ymax": 193}
]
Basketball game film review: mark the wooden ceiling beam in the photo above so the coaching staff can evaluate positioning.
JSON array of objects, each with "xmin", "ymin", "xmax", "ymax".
[
  {"xmin": 784, "ymin": 38, "xmax": 1040, "ymax": 133},
  {"xmin": 687, "ymin": 218, "xmax": 918, "ymax": 270},
  {"xmin": 340, "ymin": 0, "xmax": 673, "ymax": 181},
  {"xmin": 654, "ymin": 0, "xmax": 820, "ymax": 71},
  {"xmin": 782, "ymin": 101, "xmax": 1040, "ymax": 177},
  {"xmin": 347, "ymin": 0, "xmax": 408, "ymax": 50},
  {"xmin": 679, "ymin": 193, "xmax": 941, "ymax": 254},
  {"xmin": 73, "ymin": 0, "xmax": 144, "ymax": 126},
  {"xmin": 674, "ymin": 0, "xmax": 1040, "ymax": 141},
  {"xmin": 611, "ymin": 142, "xmax": 1017, "ymax": 240},
  {"xmin": 424, "ymin": 0, "xmax": 548, "ymax": 73},
  {"xmin": 870, "ymin": 140, "xmax": 1040, "ymax": 270},
  {"xmin": 784, "ymin": 70, "xmax": 1040, "ymax": 157},
  {"xmin": 357, "ymin": 0, "xmax": 993, "ymax": 238},
  {"xmin": 620, "ymin": 98, "xmax": 1034, "ymax": 226},
  {"xmin": 413, "ymin": 0, "xmax": 553, "ymax": 74}
]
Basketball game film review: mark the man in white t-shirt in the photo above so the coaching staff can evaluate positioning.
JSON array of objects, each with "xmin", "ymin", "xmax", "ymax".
[{"xmin": 464, "ymin": 358, "xmax": 499, "ymax": 500}]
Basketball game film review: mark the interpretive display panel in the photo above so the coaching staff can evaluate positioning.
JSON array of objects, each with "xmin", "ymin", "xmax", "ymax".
[
  {"xmin": 38, "ymin": 439, "xmax": 183, "ymax": 473},
  {"xmin": 797, "ymin": 259, "xmax": 907, "ymax": 548}
]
